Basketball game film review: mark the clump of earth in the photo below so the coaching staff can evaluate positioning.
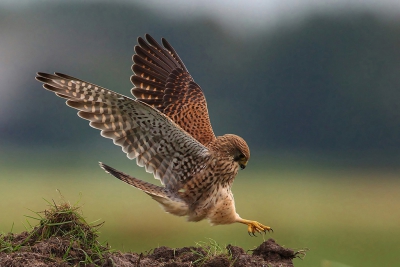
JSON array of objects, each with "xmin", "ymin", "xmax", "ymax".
[{"xmin": 0, "ymin": 202, "xmax": 304, "ymax": 266}]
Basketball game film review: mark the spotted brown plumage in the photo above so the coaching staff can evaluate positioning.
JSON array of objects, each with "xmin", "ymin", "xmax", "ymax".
[{"xmin": 35, "ymin": 34, "xmax": 272, "ymax": 235}]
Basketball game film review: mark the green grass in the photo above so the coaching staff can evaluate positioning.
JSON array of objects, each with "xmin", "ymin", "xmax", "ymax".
[
  {"xmin": 1, "ymin": 150, "xmax": 399, "ymax": 267},
  {"xmin": 192, "ymin": 238, "xmax": 233, "ymax": 266}
]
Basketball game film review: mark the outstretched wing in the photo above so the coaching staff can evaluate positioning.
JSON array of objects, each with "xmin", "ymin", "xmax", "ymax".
[
  {"xmin": 131, "ymin": 34, "xmax": 216, "ymax": 146},
  {"xmin": 36, "ymin": 72, "xmax": 210, "ymax": 192}
]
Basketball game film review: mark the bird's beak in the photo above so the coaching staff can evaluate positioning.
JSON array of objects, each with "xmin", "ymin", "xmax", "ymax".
[{"xmin": 239, "ymin": 160, "xmax": 247, "ymax": 170}]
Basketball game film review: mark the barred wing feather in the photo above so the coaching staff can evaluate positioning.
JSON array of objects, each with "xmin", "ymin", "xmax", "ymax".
[{"xmin": 35, "ymin": 72, "xmax": 210, "ymax": 192}]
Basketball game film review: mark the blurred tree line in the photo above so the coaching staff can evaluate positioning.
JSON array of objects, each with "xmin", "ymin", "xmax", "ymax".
[{"xmin": 1, "ymin": 2, "xmax": 399, "ymax": 160}]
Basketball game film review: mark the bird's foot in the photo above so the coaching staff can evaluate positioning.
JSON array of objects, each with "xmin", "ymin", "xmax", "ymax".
[
  {"xmin": 246, "ymin": 221, "xmax": 273, "ymax": 236},
  {"xmin": 237, "ymin": 218, "xmax": 273, "ymax": 236}
]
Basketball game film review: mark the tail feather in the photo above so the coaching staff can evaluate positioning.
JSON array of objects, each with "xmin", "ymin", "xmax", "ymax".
[
  {"xmin": 99, "ymin": 162, "xmax": 189, "ymax": 216},
  {"xmin": 99, "ymin": 162, "xmax": 168, "ymax": 198}
]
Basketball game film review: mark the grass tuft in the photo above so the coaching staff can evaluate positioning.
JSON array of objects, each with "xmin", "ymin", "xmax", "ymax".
[
  {"xmin": 0, "ymin": 199, "xmax": 111, "ymax": 266},
  {"xmin": 192, "ymin": 238, "xmax": 234, "ymax": 266}
]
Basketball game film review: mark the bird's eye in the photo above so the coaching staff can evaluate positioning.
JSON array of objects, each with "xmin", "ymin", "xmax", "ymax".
[{"xmin": 235, "ymin": 154, "xmax": 246, "ymax": 161}]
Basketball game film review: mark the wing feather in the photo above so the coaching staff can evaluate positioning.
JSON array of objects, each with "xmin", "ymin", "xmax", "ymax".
[
  {"xmin": 36, "ymin": 72, "xmax": 210, "ymax": 192},
  {"xmin": 131, "ymin": 34, "xmax": 216, "ymax": 146}
]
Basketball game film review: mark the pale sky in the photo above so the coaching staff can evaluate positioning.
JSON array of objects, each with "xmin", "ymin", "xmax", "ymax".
[
  {"xmin": 2, "ymin": 0, "xmax": 400, "ymax": 33},
  {"xmin": 139, "ymin": 0, "xmax": 400, "ymax": 32}
]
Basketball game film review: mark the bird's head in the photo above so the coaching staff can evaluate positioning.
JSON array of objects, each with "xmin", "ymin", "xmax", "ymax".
[{"xmin": 221, "ymin": 134, "xmax": 250, "ymax": 170}]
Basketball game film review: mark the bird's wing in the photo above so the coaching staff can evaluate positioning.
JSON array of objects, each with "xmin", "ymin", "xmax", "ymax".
[
  {"xmin": 36, "ymin": 72, "xmax": 210, "ymax": 192},
  {"xmin": 131, "ymin": 34, "xmax": 216, "ymax": 146}
]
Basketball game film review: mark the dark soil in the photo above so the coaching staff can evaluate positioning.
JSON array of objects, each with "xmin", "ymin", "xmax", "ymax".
[
  {"xmin": 0, "ymin": 202, "xmax": 304, "ymax": 266},
  {"xmin": 0, "ymin": 236, "xmax": 299, "ymax": 267}
]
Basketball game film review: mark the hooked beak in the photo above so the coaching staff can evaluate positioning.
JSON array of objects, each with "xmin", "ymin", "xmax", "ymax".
[{"xmin": 239, "ymin": 161, "xmax": 247, "ymax": 170}]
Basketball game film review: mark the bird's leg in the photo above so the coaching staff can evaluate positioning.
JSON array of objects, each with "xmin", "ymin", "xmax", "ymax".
[{"xmin": 236, "ymin": 217, "xmax": 273, "ymax": 236}]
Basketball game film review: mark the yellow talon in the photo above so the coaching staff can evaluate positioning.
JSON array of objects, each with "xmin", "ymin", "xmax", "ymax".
[{"xmin": 236, "ymin": 218, "xmax": 273, "ymax": 236}]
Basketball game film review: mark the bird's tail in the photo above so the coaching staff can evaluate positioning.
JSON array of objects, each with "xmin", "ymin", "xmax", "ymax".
[
  {"xmin": 100, "ymin": 162, "xmax": 189, "ymax": 216},
  {"xmin": 99, "ymin": 162, "xmax": 168, "ymax": 198}
]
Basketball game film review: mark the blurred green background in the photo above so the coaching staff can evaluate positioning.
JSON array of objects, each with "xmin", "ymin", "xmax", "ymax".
[{"xmin": 0, "ymin": 1, "xmax": 399, "ymax": 266}]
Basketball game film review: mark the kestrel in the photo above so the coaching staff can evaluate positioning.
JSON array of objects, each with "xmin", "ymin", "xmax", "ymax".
[{"xmin": 36, "ymin": 34, "xmax": 272, "ymax": 235}]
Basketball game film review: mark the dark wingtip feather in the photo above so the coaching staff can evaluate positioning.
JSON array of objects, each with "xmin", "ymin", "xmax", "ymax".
[
  {"xmin": 161, "ymin": 37, "xmax": 188, "ymax": 72},
  {"xmin": 43, "ymin": 83, "xmax": 59, "ymax": 92},
  {"xmin": 54, "ymin": 72, "xmax": 68, "ymax": 77},
  {"xmin": 145, "ymin": 34, "xmax": 157, "ymax": 46},
  {"xmin": 144, "ymin": 33, "xmax": 155, "ymax": 42},
  {"xmin": 137, "ymin": 37, "xmax": 147, "ymax": 48},
  {"xmin": 35, "ymin": 76, "xmax": 51, "ymax": 83},
  {"xmin": 54, "ymin": 72, "xmax": 83, "ymax": 81},
  {"xmin": 36, "ymin": 72, "xmax": 57, "ymax": 81},
  {"xmin": 161, "ymin": 38, "xmax": 171, "ymax": 50},
  {"xmin": 36, "ymin": 72, "xmax": 46, "ymax": 77}
]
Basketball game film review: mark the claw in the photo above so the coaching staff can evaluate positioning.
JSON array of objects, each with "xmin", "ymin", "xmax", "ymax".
[
  {"xmin": 237, "ymin": 218, "xmax": 272, "ymax": 236},
  {"xmin": 247, "ymin": 221, "xmax": 272, "ymax": 236}
]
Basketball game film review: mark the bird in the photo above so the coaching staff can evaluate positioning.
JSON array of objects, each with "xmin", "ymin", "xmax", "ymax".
[{"xmin": 35, "ymin": 34, "xmax": 272, "ymax": 236}]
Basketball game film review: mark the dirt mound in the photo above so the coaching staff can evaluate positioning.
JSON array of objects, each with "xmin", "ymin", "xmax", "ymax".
[
  {"xmin": 0, "ymin": 238, "xmax": 298, "ymax": 267},
  {"xmin": 0, "ymin": 202, "xmax": 304, "ymax": 266}
]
